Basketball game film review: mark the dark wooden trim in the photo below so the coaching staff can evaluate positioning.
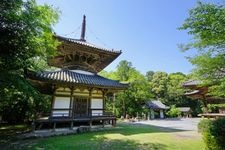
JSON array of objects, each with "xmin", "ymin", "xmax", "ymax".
[
  {"xmin": 88, "ymin": 88, "xmax": 92, "ymax": 116},
  {"xmin": 52, "ymin": 108, "xmax": 73, "ymax": 111},
  {"xmin": 50, "ymin": 95, "xmax": 56, "ymax": 120},
  {"xmin": 54, "ymin": 94, "xmax": 73, "ymax": 97},
  {"xmin": 90, "ymin": 96, "xmax": 103, "ymax": 98},
  {"xmin": 102, "ymin": 89, "xmax": 108, "ymax": 114},
  {"xmin": 91, "ymin": 108, "xmax": 106, "ymax": 111},
  {"xmin": 70, "ymin": 86, "xmax": 74, "ymax": 118}
]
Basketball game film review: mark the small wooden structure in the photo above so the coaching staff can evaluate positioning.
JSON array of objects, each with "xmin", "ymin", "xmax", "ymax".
[
  {"xmin": 183, "ymin": 80, "xmax": 225, "ymax": 118},
  {"xmin": 183, "ymin": 80, "xmax": 225, "ymax": 104},
  {"xmin": 145, "ymin": 100, "xmax": 169, "ymax": 119},
  {"xmin": 177, "ymin": 107, "xmax": 192, "ymax": 118},
  {"xmin": 199, "ymin": 113, "xmax": 225, "ymax": 119},
  {"xmin": 27, "ymin": 16, "xmax": 128, "ymax": 130}
]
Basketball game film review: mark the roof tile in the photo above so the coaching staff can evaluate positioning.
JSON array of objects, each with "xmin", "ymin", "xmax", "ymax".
[{"xmin": 28, "ymin": 69, "xmax": 128, "ymax": 89}]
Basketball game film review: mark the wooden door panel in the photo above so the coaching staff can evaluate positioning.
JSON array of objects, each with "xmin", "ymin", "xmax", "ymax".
[{"xmin": 73, "ymin": 98, "xmax": 88, "ymax": 117}]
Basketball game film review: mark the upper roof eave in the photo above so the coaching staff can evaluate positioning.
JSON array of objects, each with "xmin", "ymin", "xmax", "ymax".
[{"xmin": 55, "ymin": 35, "xmax": 122, "ymax": 55}]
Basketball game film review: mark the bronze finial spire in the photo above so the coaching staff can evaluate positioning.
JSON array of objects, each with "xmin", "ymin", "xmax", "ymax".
[{"xmin": 80, "ymin": 15, "xmax": 86, "ymax": 42}]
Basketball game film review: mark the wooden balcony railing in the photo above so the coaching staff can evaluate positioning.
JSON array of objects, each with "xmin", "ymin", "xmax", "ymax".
[{"xmin": 50, "ymin": 108, "xmax": 114, "ymax": 119}]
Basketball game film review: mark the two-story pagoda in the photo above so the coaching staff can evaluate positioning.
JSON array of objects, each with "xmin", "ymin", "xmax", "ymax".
[{"xmin": 27, "ymin": 15, "xmax": 127, "ymax": 129}]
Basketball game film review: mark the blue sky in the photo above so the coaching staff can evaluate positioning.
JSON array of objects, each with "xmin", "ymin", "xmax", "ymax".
[{"xmin": 37, "ymin": 0, "xmax": 219, "ymax": 75}]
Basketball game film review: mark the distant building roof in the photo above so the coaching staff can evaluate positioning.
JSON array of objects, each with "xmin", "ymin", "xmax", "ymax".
[
  {"xmin": 183, "ymin": 80, "xmax": 200, "ymax": 87},
  {"xmin": 177, "ymin": 107, "xmax": 191, "ymax": 112},
  {"xmin": 146, "ymin": 100, "xmax": 169, "ymax": 110}
]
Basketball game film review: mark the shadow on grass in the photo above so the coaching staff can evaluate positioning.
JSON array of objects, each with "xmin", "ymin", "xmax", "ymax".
[
  {"xmin": 0, "ymin": 122, "xmax": 184, "ymax": 149},
  {"xmin": 88, "ymin": 136, "xmax": 167, "ymax": 150},
  {"xmin": 0, "ymin": 124, "xmax": 30, "ymax": 146},
  {"xmin": 7, "ymin": 133, "xmax": 167, "ymax": 150},
  {"xmin": 113, "ymin": 122, "xmax": 186, "ymax": 136}
]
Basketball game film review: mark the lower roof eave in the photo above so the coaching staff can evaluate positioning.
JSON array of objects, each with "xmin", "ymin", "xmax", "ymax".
[{"xmin": 29, "ymin": 78, "xmax": 128, "ymax": 92}]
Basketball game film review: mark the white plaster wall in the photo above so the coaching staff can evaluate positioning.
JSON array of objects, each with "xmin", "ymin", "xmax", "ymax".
[
  {"xmin": 91, "ymin": 99, "xmax": 103, "ymax": 116},
  {"xmin": 52, "ymin": 97, "xmax": 70, "ymax": 117},
  {"xmin": 160, "ymin": 110, "xmax": 164, "ymax": 119}
]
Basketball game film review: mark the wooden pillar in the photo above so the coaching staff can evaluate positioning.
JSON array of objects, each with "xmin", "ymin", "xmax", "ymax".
[
  {"xmin": 69, "ymin": 86, "xmax": 74, "ymax": 118},
  {"xmin": 202, "ymin": 95, "xmax": 208, "ymax": 113},
  {"xmin": 51, "ymin": 85, "xmax": 57, "ymax": 120},
  {"xmin": 70, "ymin": 87, "xmax": 74, "ymax": 130},
  {"xmin": 70, "ymin": 121, "xmax": 74, "ymax": 130},
  {"xmin": 113, "ymin": 93, "xmax": 116, "ymax": 115},
  {"xmin": 102, "ymin": 120, "xmax": 105, "ymax": 127},
  {"xmin": 88, "ymin": 88, "xmax": 93, "ymax": 117},
  {"xmin": 51, "ymin": 96, "xmax": 56, "ymax": 120},
  {"xmin": 89, "ymin": 120, "xmax": 92, "ymax": 127},
  {"xmin": 53, "ymin": 122, "xmax": 56, "ymax": 131},
  {"xmin": 112, "ymin": 119, "xmax": 116, "ymax": 127},
  {"xmin": 102, "ymin": 89, "xmax": 108, "ymax": 115},
  {"xmin": 31, "ymin": 121, "xmax": 35, "ymax": 132},
  {"xmin": 102, "ymin": 90, "xmax": 105, "ymax": 115}
]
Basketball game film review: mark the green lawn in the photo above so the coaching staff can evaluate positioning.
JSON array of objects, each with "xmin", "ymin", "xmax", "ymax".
[{"xmin": 2, "ymin": 123, "xmax": 204, "ymax": 150}]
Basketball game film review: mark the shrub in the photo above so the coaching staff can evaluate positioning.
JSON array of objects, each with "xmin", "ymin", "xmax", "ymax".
[
  {"xmin": 200, "ymin": 118, "xmax": 225, "ymax": 150},
  {"xmin": 197, "ymin": 119, "xmax": 212, "ymax": 133},
  {"xmin": 166, "ymin": 105, "xmax": 181, "ymax": 118}
]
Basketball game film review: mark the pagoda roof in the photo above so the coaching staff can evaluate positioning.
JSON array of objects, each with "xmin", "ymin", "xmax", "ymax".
[
  {"xmin": 183, "ymin": 79, "xmax": 225, "ymax": 103},
  {"xmin": 27, "ymin": 69, "xmax": 128, "ymax": 90},
  {"xmin": 48, "ymin": 35, "xmax": 122, "ymax": 73},
  {"xmin": 56, "ymin": 35, "xmax": 121, "ymax": 54}
]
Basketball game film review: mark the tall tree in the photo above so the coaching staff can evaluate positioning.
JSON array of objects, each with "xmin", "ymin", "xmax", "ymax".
[
  {"xmin": 116, "ymin": 60, "xmax": 133, "ymax": 81},
  {"xmin": 146, "ymin": 70, "xmax": 154, "ymax": 82},
  {"xmin": 0, "ymin": 0, "xmax": 59, "ymax": 71},
  {"xmin": 0, "ymin": 0, "xmax": 59, "ymax": 123},
  {"xmin": 179, "ymin": 2, "xmax": 225, "ymax": 97},
  {"xmin": 167, "ymin": 72, "xmax": 188, "ymax": 105},
  {"xmin": 101, "ymin": 60, "xmax": 153, "ymax": 117},
  {"xmin": 150, "ymin": 71, "xmax": 168, "ymax": 100},
  {"xmin": 167, "ymin": 73, "xmax": 186, "ymax": 99}
]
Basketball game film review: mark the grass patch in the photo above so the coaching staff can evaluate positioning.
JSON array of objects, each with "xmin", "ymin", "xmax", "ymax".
[
  {"xmin": 0, "ymin": 124, "xmax": 30, "ymax": 145},
  {"xmin": 2, "ymin": 123, "xmax": 204, "ymax": 150}
]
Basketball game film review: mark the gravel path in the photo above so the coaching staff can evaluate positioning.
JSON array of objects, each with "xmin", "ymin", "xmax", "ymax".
[{"xmin": 135, "ymin": 118, "xmax": 201, "ymax": 131}]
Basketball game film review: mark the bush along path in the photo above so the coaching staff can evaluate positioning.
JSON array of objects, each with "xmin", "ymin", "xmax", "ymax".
[{"xmin": 198, "ymin": 118, "xmax": 225, "ymax": 150}]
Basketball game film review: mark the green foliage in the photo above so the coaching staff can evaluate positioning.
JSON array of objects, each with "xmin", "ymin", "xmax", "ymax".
[
  {"xmin": 102, "ymin": 62, "xmax": 203, "ymax": 117},
  {"xmin": 0, "ymin": 0, "xmax": 59, "ymax": 123},
  {"xmin": 201, "ymin": 118, "xmax": 225, "ymax": 150},
  {"xmin": 0, "ymin": 0, "xmax": 60, "ymax": 71},
  {"xmin": 116, "ymin": 60, "xmax": 133, "ymax": 82},
  {"xmin": 101, "ymin": 60, "xmax": 153, "ymax": 117},
  {"xmin": 102, "ymin": 62, "xmax": 202, "ymax": 118},
  {"xmin": 180, "ymin": 2, "xmax": 225, "ymax": 97},
  {"xmin": 147, "ymin": 71, "xmax": 201, "ymax": 115},
  {"xmin": 146, "ymin": 71, "xmax": 154, "ymax": 82},
  {"xmin": 149, "ymin": 71, "xmax": 168, "ymax": 99},
  {"xmin": 166, "ymin": 72, "xmax": 188, "ymax": 105},
  {"xmin": 166, "ymin": 105, "xmax": 181, "ymax": 118},
  {"xmin": 198, "ymin": 119, "xmax": 212, "ymax": 133},
  {"xmin": 0, "ymin": 73, "xmax": 51, "ymax": 123},
  {"xmin": 179, "ymin": 2, "xmax": 225, "ymax": 48},
  {"xmin": 167, "ymin": 73, "xmax": 186, "ymax": 97},
  {"xmin": 207, "ymin": 103, "xmax": 225, "ymax": 113}
]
